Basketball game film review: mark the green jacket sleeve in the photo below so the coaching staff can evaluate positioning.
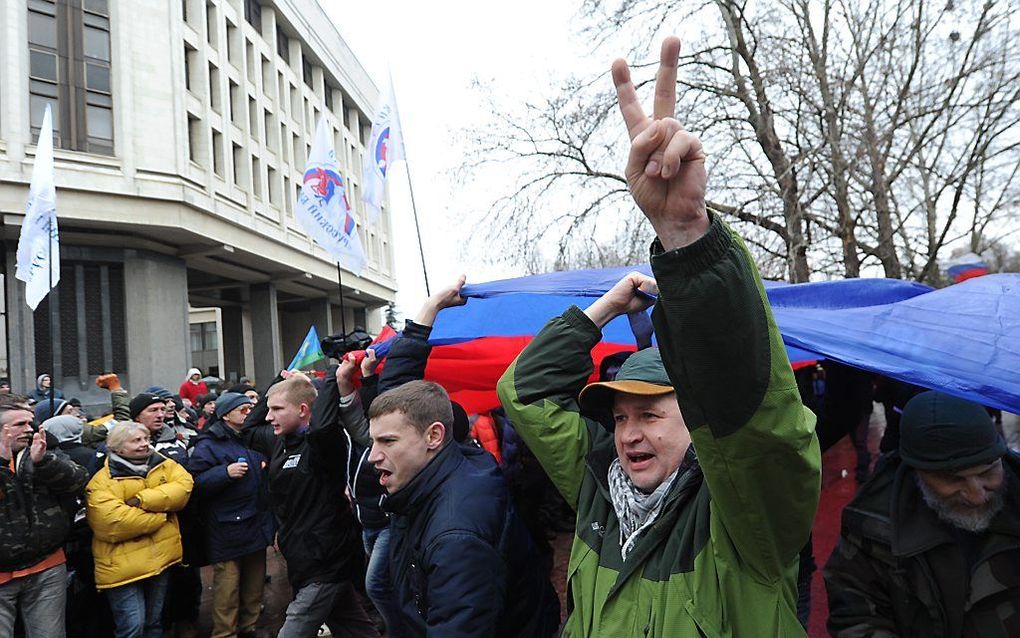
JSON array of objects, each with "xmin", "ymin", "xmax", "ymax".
[
  {"xmin": 497, "ymin": 306, "xmax": 605, "ymax": 509},
  {"xmin": 110, "ymin": 389, "xmax": 131, "ymax": 421},
  {"xmin": 650, "ymin": 213, "xmax": 821, "ymax": 583}
]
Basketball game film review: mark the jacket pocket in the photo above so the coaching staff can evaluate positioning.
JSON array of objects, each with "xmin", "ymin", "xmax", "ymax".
[{"xmin": 214, "ymin": 504, "xmax": 257, "ymax": 524}]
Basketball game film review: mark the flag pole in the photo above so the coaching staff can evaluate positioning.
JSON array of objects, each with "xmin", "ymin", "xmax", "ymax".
[
  {"xmin": 403, "ymin": 159, "xmax": 430, "ymax": 298},
  {"xmin": 47, "ymin": 201, "xmax": 55, "ymax": 420},
  {"xmin": 387, "ymin": 75, "xmax": 430, "ymax": 297},
  {"xmin": 336, "ymin": 262, "xmax": 348, "ymax": 335}
]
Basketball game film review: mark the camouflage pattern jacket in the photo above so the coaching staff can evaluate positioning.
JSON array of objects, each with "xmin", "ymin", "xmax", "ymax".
[
  {"xmin": 0, "ymin": 448, "xmax": 89, "ymax": 571},
  {"xmin": 825, "ymin": 451, "xmax": 1020, "ymax": 637}
]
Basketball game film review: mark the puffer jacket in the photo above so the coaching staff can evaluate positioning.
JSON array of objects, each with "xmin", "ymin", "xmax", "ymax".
[
  {"xmin": 86, "ymin": 451, "xmax": 193, "ymax": 589},
  {"xmin": 0, "ymin": 449, "xmax": 88, "ymax": 571}
]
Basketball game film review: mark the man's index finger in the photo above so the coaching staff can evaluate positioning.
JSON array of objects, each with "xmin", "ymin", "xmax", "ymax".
[{"xmin": 612, "ymin": 58, "xmax": 647, "ymax": 140}]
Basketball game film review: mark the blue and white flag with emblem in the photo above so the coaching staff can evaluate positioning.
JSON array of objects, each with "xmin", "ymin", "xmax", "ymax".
[
  {"xmin": 16, "ymin": 104, "xmax": 60, "ymax": 310},
  {"xmin": 296, "ymin": 117, "xmax": 365, "ymax": 275},
  {"xmin": 362, "ymin": 77, "xmax": 405, "ymax": 225}
]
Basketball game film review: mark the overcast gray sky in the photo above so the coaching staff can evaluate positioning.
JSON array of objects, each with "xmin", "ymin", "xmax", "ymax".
[{"xmin": 320, "ymin": 0, "xmax": 592, "ymax": 316}]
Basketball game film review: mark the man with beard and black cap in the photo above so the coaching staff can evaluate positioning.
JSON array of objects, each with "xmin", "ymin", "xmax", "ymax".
[{"xmin": 826, "ymin": 390, "xmax": 1020, "ymax": 637}]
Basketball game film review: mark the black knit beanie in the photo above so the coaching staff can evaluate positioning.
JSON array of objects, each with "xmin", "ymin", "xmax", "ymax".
[
  {"xmin": 899, "ymin": 390, "xmax": 1006, "ymax": 472},
  {"xmin": 129, "ymin": 393, "xmax": 165, "ymax": 420}
]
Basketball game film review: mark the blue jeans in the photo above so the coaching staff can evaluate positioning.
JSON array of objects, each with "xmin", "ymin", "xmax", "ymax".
[
  {"xmin": 0, "ymin": 563, "xmax": 66, "ymax": 638},
  {"xmin": 363, "ymin": 526, "xmax": 400, "ymax": 637},
  {"xmin": 106, "ymin": 571, "xmax": 170, "ymax": 638}
]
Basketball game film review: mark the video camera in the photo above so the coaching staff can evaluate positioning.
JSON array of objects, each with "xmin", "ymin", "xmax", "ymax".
[{"xmin": 320, "ymin": 328, "xmax": 373, "ymax": 360}]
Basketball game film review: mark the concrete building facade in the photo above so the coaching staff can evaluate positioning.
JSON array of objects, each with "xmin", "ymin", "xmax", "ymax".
[{"xmin": 0, "ymin": 0, "xmax": 397, "ymax": 408}]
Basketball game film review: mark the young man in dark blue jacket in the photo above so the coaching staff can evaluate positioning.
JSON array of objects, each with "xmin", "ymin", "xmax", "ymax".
[
  {"xmin": 367, "ymin": 380, "xmax": 559, "ymax": 638},
  {"xmin": 187, "ymin": 392, "xmax": 274, "ymax": 638}
]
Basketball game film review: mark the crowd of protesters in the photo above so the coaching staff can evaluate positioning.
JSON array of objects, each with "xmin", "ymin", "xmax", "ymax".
[{"xmin": 1, "ymin": 35, "xmax": 1018, "ymax": 638}]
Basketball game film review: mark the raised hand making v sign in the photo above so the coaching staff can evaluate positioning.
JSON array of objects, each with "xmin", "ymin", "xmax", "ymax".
[
  {"xmin": 497, "ymin": 37, "xmax": 821, "ymax": 637},
  {"xmin": 612, "ymin": 36, "xmax": 708, "ymax": 251}
]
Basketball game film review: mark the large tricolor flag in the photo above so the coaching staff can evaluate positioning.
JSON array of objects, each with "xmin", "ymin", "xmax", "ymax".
[
  {"xmin": 295, "ymin": 117, "xmax": 365, "ymax": 274},
  {"xmin": 362, "ymin": 77, "xmax": 405, "ymax": 225},
  {"xmin": 16, "ymin": 104, "xmax": 60, "ymax": 310}
]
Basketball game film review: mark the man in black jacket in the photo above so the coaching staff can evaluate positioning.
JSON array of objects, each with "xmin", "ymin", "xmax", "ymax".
[
  {"xmin": 241, "ymin": 370, "xmax": 377, "ymax": 638},
  {"xmin": 0, "ymin": 395, "xmax": 89, "ymax": 637},
  {"xmin": 825, "ymin": 391, "xmax": 1020, "ymax": 636},
  {"xmin": 367, "ymin": 380, "xmax": 559, "ymax": 637}
]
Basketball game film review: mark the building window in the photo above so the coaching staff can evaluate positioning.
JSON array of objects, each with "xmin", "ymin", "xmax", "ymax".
[
  {"xmin": 276, "ymin": 25, "xmax": 289, "ymax": 63},
  {"xmin": 261, "ymin": 55, "xmax": 273, "ymax": 97},
  {"xmin": 191, "ymin": 321, "xmax": 218, "ymax": 353},
  {"xmin": 252, "ymin": 156, "xmax": 262, "ymax": 199},
  {"xmin": 302, "ymin": 55, "xmax": 313, "ymax": 88},
  {"xmin": 324, "ymin": 82, "xmax": 333, "ymax": 112},
  {"xmin": 290, "ymin": 84, "xmax": 301, "ymax": 123},
  {"xmin": 28, "ymin": 0, "xmax": 114, "ymax": 154},
  {"xmin": 211, "ymin": 128, "xmax": 223, "ymax": 176},
  {"xmin": 249, "ymin": 97, "xmax": 258, "ymax": 139},
  {"xmin": 268, "ymin": 166, "xmax": 279, "ymax": 206},
  {"xmin": 205, "ymin": 1, "xmax": 217, "ymax": 48},
  {"xmin": 34, "ymin": 263, "xmax": 127, "ymax": 381},
  {"xmin": 232, "ymin": 142, "xmax": 246, "ymax": 187},
  {"xmin": 229, "ymin": 80, "xmax": 240, "ymax": 125},
  {"xmin": 264, "ymin": 109, "xmax": 274, "ymax": 151},
  {"xmin": 245, "ymin": 39, "xmax": 256, "ymax": 83},
  {"xmin": 187, "ymin": 115, "xmax": 204, "ymax": 166},
  {"xmin": 184, "ymin": 43, "xmax": 198, "ymax": 92},
  {"xmin": 243, "ymin": 0, "xmax": 261, "ymax": 34},
  {"xmin": 226, "ymin": 22, "xmax": 239, "ymax": 66},
  {"xmin": 208, "ymin": 63, "xmax": 221, "ymax": 112},
  {"xmin": 28, "ymin": 1, "xmax": 61, "ymax": 145}
]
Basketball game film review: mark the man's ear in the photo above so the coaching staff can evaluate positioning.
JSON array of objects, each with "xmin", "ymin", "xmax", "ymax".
[
  {"xmin": 299, "ymin": 402, "xmax": 312, "ymax": 420},
  {"xmin": 425, "ymin": 422, "xmax": 446, "ymax": 450}
]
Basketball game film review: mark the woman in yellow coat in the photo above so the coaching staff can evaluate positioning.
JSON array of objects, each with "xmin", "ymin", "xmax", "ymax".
[{"xmin": 86, "ymin": 421, "xmax": 194, "ymax": 638}]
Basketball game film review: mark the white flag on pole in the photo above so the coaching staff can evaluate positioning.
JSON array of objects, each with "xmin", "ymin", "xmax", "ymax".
[
  {"xmin": 295, "ymin": 117, "xmax": 366, "ymax": 275},
  {"xmin": 16, "ymin": 104, "xmax": 59, "ymax": 310},
  {"xmin": 362, "ymin": 77, "xmax": 405, "ymax": 225}
]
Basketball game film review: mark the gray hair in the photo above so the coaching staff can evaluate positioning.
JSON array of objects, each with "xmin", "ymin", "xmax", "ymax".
[{"xmin": 105, "ymin": 421, "xmax": 151, "ymax": 454}]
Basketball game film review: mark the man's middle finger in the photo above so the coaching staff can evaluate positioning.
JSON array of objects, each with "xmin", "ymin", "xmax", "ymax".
[{"xmin": 653, "ymin": 36, "xmax": 681, "ymax": 121}]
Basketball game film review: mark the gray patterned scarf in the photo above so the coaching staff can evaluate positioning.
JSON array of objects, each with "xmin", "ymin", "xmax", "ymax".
[{"xmin": 608, "ymin": 448, "xmax": 695, "ymax": 560}]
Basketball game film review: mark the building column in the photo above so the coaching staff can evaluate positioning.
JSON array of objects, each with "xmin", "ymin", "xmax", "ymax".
[
  {"xmin": 308, "ymin": 298, "xmax": 333, "ymax": 339},
  {"xmin": 4, "ymin": 244, "xmax": 36, "ymax": 394},
  {"xmin": 250, "ymin": 283, "xmax": 281, "ymax": 388},
  {"xmin": 220, "ymin": 305, "xmax": 246, "ymax": 384},
  {"xmin": 124, "ymin": 250, "xmax": 190, "ymax": 393}
]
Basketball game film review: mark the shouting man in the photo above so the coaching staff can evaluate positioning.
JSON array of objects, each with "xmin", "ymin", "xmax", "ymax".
[{"xmin": 496, "ymin": 36, "xmax": 821, "ymax": 636}]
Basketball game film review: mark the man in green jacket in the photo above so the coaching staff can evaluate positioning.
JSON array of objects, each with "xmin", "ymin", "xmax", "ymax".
[{"xmin": 496, "ymin": 37, "xmax": 821, "ymax": 637}]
